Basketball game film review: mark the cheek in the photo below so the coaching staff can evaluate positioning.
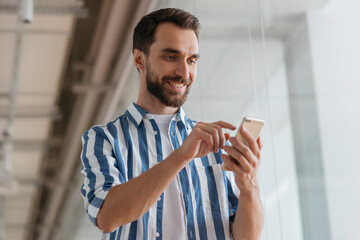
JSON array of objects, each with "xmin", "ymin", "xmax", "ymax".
[
  {"xmin": 157, "ymin": 64, "xmax": 175, "ymax": 77},
  {"xmin": 190, "ymin": 67, "xmax": 197, "ymax": 81}
]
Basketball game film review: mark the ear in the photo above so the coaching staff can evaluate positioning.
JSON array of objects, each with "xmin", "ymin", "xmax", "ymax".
[{"xmin": 133, "ymin": 49, "xmax": 145, "ymax": 71}]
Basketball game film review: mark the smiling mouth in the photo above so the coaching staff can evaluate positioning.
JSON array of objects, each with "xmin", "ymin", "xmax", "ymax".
[
  {"xmin": 167, "ymin": 80, "xmax": 186, "ymax": 89},
  {"xmin": 167, "ymin": 81, "xmax": 186, "ymax": 91}
]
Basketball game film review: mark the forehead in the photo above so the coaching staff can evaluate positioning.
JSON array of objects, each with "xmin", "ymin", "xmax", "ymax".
[{"xmin": 150, "ymin": 22, "xmax": 199, "ymax": 55}]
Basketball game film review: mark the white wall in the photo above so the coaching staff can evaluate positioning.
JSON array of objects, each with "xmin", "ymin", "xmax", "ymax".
[{"xmin": 307, "ymin": 0, "xmax": 360, "ymax": 239}]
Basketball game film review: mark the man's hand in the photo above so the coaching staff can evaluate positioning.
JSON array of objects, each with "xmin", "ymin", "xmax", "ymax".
[
  {"xmin": 222, "ymin": 126, "xmax": 263, "ymax": 194},
  {"xmin": 222, "ymin": 126, "xmax": 264, "ymax": 239},
  {"xmin": 178, "ymin": 121, "xmax": 236, "ymax": 162}
]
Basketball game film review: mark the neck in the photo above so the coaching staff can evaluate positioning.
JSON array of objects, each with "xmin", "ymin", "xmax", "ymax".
[{"xmin": 136, "ymin": 91, "xmax": 179, "ymax": 115}]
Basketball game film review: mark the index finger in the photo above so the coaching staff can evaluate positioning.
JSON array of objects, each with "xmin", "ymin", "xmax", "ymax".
[
  {"xmin": 240, "ymin": 126, "xmax": 259, "ymax": 155},
  {"xmin": 213, "ymin": 120, "xmax": 236, "ymax": 130}
]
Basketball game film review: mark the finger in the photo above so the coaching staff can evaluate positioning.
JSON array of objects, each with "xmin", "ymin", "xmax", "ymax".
[
  {"xmin": 222, "ymin": 154, "xmax": 248, "ymax": 178},
  {"xmin": 199, "ymin": 124, "xmax": 220, "ymax": 152},
  {"xmin": 220, "ymin": 133, "xmax": 231, "ymax": 150},
  {"xmin": 225, "ymin": 133, "xmax": 231, "ymax": 142},
  {"xmin": 257, "ymin": 137, "xmax": 263, "ymax": 151},
  {"xmin": 194, "ymin": 127, "xmax": 214, "ymax": 152},
  {"xmin": 211, "ymin": 123, "xmax": 225, "ymax": 149},
  {"xmin": 199, "ymin": 123, "xmax": 227, "ymax": 152},
  {"xmin": 240, "ymin": 127, "xmax": 260, "ymax": 158},
  {"xmin": 221, "ymin": 154, "xmax": 241, "ymax": 174},
  {"xmin": 222, "ymin": 154, "xmax": 240, "ymax": 174},
  {"xmin": 223, "ymin": 145, "xmax": 252, "ymax": 173},
  {"xmin": 213, "ymin": 120, "xmax": 236, "ymax": 130},
  {"xmin": 196, "ymin": 121, "xmax": 235, "ymax": 152},
  {"xmin": 210, "ymin": 122, "xmax": 232, "ymax": 148},
  {"xmin": 215, "ymin": 124, "xmax": 226, "ymax": 149},
  {"xmin": 229, "ymin": 137, "xmax": 258, "ymax": 169}
]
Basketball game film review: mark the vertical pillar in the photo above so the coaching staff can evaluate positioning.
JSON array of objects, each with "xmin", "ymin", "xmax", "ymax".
[{"xmin": 285, "ymin": 15, "xmax": 331, "ymax": 240}]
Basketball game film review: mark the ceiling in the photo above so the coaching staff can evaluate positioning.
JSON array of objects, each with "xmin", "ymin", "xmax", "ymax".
[
  {"xmin": 0, "ymin": 0, "xmax": 328, "ymax": 239},
  {"xmin": 0, "ymin": 0, "xmax": 156, "ymax": 239},
  {"xmin": 0, "ymin": 4, "xmax": 77, "ymax": 240}
]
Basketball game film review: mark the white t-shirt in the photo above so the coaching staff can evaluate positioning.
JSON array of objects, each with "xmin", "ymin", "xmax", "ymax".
[{"xmin": 152, "ymin": 114, "xmax": 186, "ymax": 239}]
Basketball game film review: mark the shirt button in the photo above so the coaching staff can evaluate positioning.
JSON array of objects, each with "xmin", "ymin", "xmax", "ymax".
[
  {"xmin": 186, "ymin": 194, "xmax": 189, "ymax": 201},
  {"xmin": 155, "ymin": 232, "xmax": 160, "ymax": 237}
]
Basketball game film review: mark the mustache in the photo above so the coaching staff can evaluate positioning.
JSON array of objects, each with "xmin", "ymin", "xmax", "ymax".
[{"xmin": 162, "ymin": 76, "xmax": 191, "ymax": 85}]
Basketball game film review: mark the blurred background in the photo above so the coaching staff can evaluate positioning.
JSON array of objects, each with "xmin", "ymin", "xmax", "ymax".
[{"xmin": 0, "ymin": 0, "xmax": 359, "ymax": 239}]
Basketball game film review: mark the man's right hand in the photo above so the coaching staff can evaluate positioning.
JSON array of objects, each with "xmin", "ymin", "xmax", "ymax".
[{"xmin": 178, "ymin": 121, "xmax": 236, "ymax": 162}]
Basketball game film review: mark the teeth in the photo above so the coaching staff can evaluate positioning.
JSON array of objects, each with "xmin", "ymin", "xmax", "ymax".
[{"xmin": 169, "ymin": 82, "xmax": 184, "ymax": 88}]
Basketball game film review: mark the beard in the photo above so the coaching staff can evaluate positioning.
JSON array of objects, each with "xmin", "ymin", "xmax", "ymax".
[{"xmin": 145, "ymin": 62, "xmax": 192, "ymax": 108}]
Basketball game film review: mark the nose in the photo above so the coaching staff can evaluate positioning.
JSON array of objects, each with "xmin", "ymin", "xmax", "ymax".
[{"xmin": 175, "ymin": 61, "xmax": 190, "ymax": 79}]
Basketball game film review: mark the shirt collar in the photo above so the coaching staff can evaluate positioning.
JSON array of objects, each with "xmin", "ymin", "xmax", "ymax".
[
  {"xmin": 125, "ymin": 102, "xmax": 188, "ymax": 129},
  {"xmin": 176, "ymin": 105, "xmax": 188, "ymax": 129}
]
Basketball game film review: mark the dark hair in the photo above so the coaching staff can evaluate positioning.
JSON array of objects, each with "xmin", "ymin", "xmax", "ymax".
[{"xmin": 133, "ymin": 8, "xmax": 200, "ymax": 55}]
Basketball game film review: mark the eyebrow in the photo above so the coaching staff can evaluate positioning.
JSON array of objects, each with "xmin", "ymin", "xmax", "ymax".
[{"xmin": 160, "ymin": 48, "xmax": 200, "ymax": 59}]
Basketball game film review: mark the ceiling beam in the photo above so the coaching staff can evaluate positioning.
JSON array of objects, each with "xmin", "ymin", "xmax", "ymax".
[
  {"xmin": 0, "ymin": 1, "xmax": 88, "ymax": 18},
  {"xmin": 0, "ymin": 107, "xmax": 61, "ymax": 119},
  {"xmin": 94, "ymin": 0, "xmax": 160, "ymax": 125},
  {"xmin": 33, "ymin": 0, "xmax": 152, "ymax": 239},
  {"xmin": 0, "ymin": 139, "xmax": 62, "ymax": 151},
  {"xmin": 50, "ymin": 1, "xmax": 159, "ymax": 240}
]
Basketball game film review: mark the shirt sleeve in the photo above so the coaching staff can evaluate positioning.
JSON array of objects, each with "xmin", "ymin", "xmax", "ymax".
[{"xmin": 80, "ymin": 126, "xmax": 123, "ymax": 227}]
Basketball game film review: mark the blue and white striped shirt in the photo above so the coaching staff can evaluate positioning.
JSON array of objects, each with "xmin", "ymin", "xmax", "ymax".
[{"xmin": 81, "ymin": 103, "xmax": 240, "ymax": 240}]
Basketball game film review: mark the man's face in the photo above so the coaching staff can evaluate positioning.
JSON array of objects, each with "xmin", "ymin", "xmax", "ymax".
[
  {"xmin": 145, "ymin": 60, "xmax": 192, "ymax": 108},
  {"xmin": 144, "ymin": 23, "xmax": 199, "ymax": 108}
]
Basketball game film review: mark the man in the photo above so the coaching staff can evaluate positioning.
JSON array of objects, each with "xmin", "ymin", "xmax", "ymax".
[{"xmin": 81, "ymin": 8, "xmax": 264, "ymax": 240}]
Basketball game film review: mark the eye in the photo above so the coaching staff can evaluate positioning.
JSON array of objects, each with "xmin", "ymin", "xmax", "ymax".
[
  {"xmin": 165, "ymin": 55, "xmax": 176, "ymax": 61},
  {"xmin": 188, "ymin": 58, "xmax": 198, "ymax": 65}
]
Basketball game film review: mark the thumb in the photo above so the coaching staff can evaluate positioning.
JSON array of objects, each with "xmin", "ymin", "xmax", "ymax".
[{"xmin": 225, "ymin": 133, "xmax": 231, "ymax": 142}]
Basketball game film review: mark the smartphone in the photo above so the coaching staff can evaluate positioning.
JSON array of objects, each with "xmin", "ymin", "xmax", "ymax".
[{"xmin": 222, "ymin": 117, "xmax": 265, "ymax": 171}]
